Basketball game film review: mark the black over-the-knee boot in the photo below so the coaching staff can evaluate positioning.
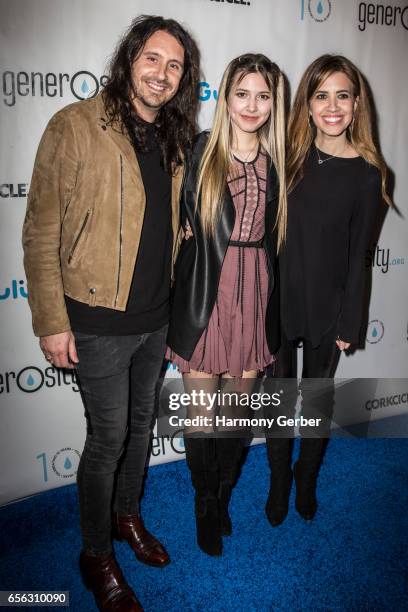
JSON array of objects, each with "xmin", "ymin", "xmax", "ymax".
[
  {"xmin": 295, "ymin": 375, "xmax": 334, "ymax": 521},
  {"xmin": 216, "ymin": 436, "xmax": 246, "ymax": 536},
  {"xmin": 265, "ymin": 438, "xmax": 293, "ymax": 526},
  {"xmin": 183, "ymin": 436, "xmax": 222, "ymax": 556},
  {"xmin": 294, "ymin": 438, "xmax": 325, "ymax": 521}
]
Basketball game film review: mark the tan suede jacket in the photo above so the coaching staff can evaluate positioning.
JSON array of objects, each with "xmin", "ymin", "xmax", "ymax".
[{"xmin": 22, "ymin": 94, "xmax": 184, "ymax": 337}]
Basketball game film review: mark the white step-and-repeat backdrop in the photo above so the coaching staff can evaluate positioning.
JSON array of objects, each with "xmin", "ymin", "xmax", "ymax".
[{"xmin": 1, "ymin": 0, "xmax": 407, "ymax": 505}]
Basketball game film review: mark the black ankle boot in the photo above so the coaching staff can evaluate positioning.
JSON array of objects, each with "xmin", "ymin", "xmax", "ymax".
[
  {"xmin": 218, "ymin": 481, "xmax": 233, "ymax": 536},
  {"xmin": 294, "ymin": 461, "xmax": 318, "ymax": 521},
  {"xmin": 194, "ymin": 494, "xmax": 222, "ymax": 556},
  {"xmin": 265, "ymin": 467, "xmax": 293, "ymax": 527},
  {"xmin": 294, "ymin": 438, "xmax": 324, "ymax": 521},
  {"xmin": 265, "ymin": 438, "xmax": 293, "ymax": 527},
  {"xmin": 184, "ymin": 437, "xmax": 222, "ymax": 556}
]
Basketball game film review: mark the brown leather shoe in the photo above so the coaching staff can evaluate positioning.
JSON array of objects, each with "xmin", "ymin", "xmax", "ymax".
[
  {"xmin": 79, "ymin": 551, "xmax": 143, "ymax": 611},
  {"xmin": 113, "ymin": 513, "xmax": 170, "ymax": 568}
]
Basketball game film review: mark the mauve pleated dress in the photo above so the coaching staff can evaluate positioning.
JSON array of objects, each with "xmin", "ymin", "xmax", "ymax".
[{"xmin": 167, "ymin": 150, "xmax": 274, "ymax": 377}]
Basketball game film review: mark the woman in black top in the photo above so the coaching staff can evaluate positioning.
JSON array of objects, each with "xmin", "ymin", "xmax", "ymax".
[{"xmin": 265, "ymin": 55, "xmax": 391, "ymax": 526}]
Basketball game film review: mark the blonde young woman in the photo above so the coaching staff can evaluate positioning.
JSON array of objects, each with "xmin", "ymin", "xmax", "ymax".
[
  {"xmin": 166, "ymin": 54, "xmax": 286, "ymax": 555},
  {"xmin": 265, "ymin": 55, "xmax": 391, "ymax": 528}
]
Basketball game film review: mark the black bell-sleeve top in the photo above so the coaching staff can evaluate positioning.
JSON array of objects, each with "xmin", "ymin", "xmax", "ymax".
[{"xmin": 281, "ymin": 146, "xmax": 382, "ymax": 347}]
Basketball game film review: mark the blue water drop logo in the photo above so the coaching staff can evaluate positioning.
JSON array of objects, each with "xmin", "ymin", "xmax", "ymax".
[
  {"xmin": 17, "ymin": 367, "xmax": 44, "ymax": 393},
  {"xmin": 81, "ymin": 80, "xmax": 89, "ymax": 94},
  {"xmin": 64, "ymin": 457, "xmax": 72, "ymax": 470},
  {"xmin": 366, "ymin": 320, "xmax": 384, "ymax": 344},
  {"xmin": 317, "ymin": 1, "xmax": 324, "ymax": 14},
  {"xmin": 178, "ymin": 438, "xmax": 185, "ymax": 450}
]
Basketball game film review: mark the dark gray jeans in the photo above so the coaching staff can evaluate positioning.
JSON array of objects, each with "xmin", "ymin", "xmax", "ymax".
[{"xmin": 74, "ymin": 325, "xmax": 167, "ymax": 556}]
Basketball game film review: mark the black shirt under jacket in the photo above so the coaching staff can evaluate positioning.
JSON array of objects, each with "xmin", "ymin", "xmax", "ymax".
[
  {"xmin": 167, "ymin": 131, "xmax": 281, "ymax": 361},
  {"xmin": 281, "ymin": 147, "xmax": 381, "ymax": 348},
  {"xmin": 66, "ymin": 121, "xmax": 172, "ymax": 335}
]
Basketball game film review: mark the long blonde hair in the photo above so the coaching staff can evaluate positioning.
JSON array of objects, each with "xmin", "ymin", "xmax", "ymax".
[
  {"xmin": 287, "ymin": 54, "xmax": 391, "ymax": 205},
  {"xmin": 196, "ymin": 54, "xmax": 287, "ymax": 251}
]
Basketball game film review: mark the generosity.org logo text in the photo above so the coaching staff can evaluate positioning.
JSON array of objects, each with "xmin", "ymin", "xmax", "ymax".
[
  {"xmin": 0, "ymin": 365, "xmax": 79, "ymax": 394},
  {"xmin": 358, "ymin": 2, "xmax": 408, "ymax": 31},
  {"xmin": 365, "ymin": 245, "xmax": 405, "ymax": 274},
  {"xmin": 1, "ymin": 69, "xmax": 108, "ymax": 107},
  {"xmin": 2, "ymin": 71, "xmax": 219, "ymax": 107}
]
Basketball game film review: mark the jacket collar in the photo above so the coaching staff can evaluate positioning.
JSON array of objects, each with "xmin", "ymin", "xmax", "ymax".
[
  {"xmin": 94, "ymin": 94, "xmax": 143, "ymax": 189},
  {"xmin": 94, "ymin": 93, "xmax": 184, "ymax": 189}
]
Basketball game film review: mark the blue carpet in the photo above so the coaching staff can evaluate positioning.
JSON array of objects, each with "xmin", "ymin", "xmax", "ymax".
[{"xmin": 1, "ymin": 440, "xmax": 407, "ymax": 611}]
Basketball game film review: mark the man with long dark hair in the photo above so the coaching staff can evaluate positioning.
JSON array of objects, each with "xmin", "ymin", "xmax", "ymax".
[{"xmin": 23, "ymin": 15, "xmax": 200, "ymax": 611}]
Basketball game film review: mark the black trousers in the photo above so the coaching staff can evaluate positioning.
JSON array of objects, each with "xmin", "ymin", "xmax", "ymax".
[
  {"xmin": 266, "ymin": 326, "xmax": 341, "ymax": 462},
  {"xmin": 74, "ymin": 325, "xmax": 167, "ymax": 556},
  {"xmin": 273, "ymin": 326, "xmax": 341, "ymax": 379}
]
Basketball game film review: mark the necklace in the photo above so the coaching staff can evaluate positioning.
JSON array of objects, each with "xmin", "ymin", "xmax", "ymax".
[
  {"xmin": 315, "ymin": 143, "xmax": 346, "ymax": 165},
  {"xmin": 233, "ymin": 142, "xmax": 259, "ymax": 164}
]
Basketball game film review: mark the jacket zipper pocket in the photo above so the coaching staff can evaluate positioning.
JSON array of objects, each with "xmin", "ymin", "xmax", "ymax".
[
  {"xmin": 115, "ymin": 155, "xmax": 124, "ymax": 305},
  {"xmin": 68, "ymin": 209, "xmax": 91, "ymax": 263}
]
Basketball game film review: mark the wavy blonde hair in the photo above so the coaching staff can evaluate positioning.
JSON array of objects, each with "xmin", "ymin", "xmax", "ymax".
[
  {"xmin": 196, "ymin": 54, "xmax": 287, "ymax": 251},
  {"xmin": 287, "ymin": 54, "xmax": 391, "ymax": 205}
]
